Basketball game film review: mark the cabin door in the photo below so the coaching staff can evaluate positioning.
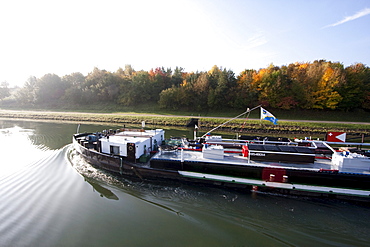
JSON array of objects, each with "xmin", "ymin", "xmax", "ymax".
[{"xmin": 127, "ymin": 143, "xmax": 136, "ymax": 161}]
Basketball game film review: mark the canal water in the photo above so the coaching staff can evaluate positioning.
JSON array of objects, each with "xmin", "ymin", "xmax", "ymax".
[{"xmin": 1, "ymin": 119, "xmax": 370, "ymax": 247}]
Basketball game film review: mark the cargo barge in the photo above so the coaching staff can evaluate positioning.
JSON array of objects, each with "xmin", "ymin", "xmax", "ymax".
[{"xmin": 73, "ymin": 127, "xmax": 370, "ymax": 201}]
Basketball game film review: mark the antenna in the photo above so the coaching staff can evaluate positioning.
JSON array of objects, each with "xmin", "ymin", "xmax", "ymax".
[{"xmin": 200, "ymin": 105, "xmax": 261, "ymax": 138}]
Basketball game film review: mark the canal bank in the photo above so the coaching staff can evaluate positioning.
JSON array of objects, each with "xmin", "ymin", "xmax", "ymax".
[{"xmin": 0, "ymin": 109, "xmax": 369, "ymax": 138}]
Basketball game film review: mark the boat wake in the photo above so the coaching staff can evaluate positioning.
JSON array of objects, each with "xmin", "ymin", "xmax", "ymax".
[{"xmin": 67, "ymin": 145, "xmax": 247, "ymax": 212}]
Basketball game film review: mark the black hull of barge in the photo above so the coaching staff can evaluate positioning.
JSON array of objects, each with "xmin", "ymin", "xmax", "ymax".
[{"xmin": 150, "ymin": 159, "xmax": 370, "ymax": 192}]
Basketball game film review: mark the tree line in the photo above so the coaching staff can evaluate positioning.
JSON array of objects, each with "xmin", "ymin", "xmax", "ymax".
[{"xmin": 2, "ymin": 60, "xmax": 370, "ymax": 111}]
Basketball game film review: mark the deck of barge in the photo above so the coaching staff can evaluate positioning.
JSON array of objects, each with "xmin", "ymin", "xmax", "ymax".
[{"xmin": 151, "ymin": 149, "xmax": 335, "ymax": 172}]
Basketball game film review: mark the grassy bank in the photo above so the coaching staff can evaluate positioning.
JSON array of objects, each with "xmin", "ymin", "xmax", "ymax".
[
  {"xmin": 2, "ymin": 103, "xmax": 370, "ymax": 122},
  {"xmin": 1, "ymin": 109, "xmax": 369, "ymax": 137}
]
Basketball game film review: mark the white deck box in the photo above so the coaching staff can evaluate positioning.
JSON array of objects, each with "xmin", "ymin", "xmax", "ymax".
[
  {"xmin": 202, "ymin": 145, "xmax": 224, "ymax": 160},
  {"xmin": 332, "ymin": 153, "xmax": 370, "ymax": 173}
]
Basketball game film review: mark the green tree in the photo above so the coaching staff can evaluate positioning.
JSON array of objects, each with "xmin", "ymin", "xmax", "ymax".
[
  {"xmin": 207, "ymin": 66, "xmax": 237, "ymax": 109},
  {"xmin": 82, "ymin": 68, "xmax": 123, "ymax": 103},
  {"xmin": 63, "ymin": 72, "xmax": 86, "ymax": 104},
  {"xmin": 158, "ymin": 86, "xmax": 182, "ymax": 110},
  {"xmin": 171, "ymin": 67, "xmax": 184, "ymax": 87},
  {"xmin": 35, "ymin": 74, "xmax": 66, "ymax": 105},
  {"xmin": 286, "ymin": 63, "xmax": 309, "ymax": 109},
  {"xmin": 362, "ymin": 92, "xmax": 370, "ymax": 111},
  {"xmin": 119, "ymin": 71, "xmax": 154, "ymax": 106},
  {"xmin": 234, "ymin": 69, "xmax": 258, "ymax": 108},
  {"xmin": 124, "ymin": 64, "xmax": 134, "ymax": 77},
  {"xmin": 149, "ymin": 67, "xmax": 173, "ymax": 101},
  {"xmin": 0, "ymin": 81, "xmax": 10, "ymax": 101},
  {"xmin": 192, "ymin": 72, "xmax": 210, "ymax": 110},
  {"xmin": 253, "ymin": 64, "xmax": 281, "ymax": 107},
  {"xmin": 15, "ymin": 76, "xmax": 37, "ymax": 105},
  {"xmin": 275, "ymin": 65, "xmax": 299, "ymax": 110},
  {"xmin": 337, "ymin": 63, "xmax": 370, "ymax": 110}
]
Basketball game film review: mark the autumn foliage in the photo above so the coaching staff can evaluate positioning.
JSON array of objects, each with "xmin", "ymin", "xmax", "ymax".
[{"xmin": 9, "ymin": 60, "xmax": 370, "ymax": 111}]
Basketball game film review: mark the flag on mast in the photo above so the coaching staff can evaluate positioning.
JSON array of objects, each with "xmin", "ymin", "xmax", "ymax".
[{"xmin": 261, "ymin": 107, "xmax": 278, "ymax": 125}]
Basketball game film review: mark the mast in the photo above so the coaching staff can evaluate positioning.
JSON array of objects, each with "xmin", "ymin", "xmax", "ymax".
[{"xmin": 200, "ymin": 105, "xmax": 261, "ymax": 138}]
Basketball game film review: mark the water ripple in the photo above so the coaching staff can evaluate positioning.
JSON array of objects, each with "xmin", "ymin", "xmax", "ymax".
[{"xmin": 0, "ymin": 146, "xmax": 88, "ymax": 247}]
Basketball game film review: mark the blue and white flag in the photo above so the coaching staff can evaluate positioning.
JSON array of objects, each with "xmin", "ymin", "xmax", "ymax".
[{"xmin": 261, "ymin": 107, "xmax": 278, "ymax": 125}]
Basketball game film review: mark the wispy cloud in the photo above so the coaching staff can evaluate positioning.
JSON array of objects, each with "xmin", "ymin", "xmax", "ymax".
[
  {"xmin": 245, "ymin": 32, "xmax": 268, "ymax": 49},
  {"xmin": 323, "ymin": 7, "xmax": 370, "ymax": 28}
]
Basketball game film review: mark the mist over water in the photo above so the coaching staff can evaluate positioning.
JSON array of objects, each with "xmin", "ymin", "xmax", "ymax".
[{"xmin": 0, "ymin": 119, "xmax": 369, "ymax": 247}]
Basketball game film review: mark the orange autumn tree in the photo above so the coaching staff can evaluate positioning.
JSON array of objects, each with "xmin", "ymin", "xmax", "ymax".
[{"xmin": 311, "ymin": 63, "xmax": 344, "ymax": 109}]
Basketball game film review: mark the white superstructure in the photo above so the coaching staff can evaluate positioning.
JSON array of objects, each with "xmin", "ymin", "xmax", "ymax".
[{"xmin": 100, "ymin": 129, "xmax": 165, "ymax": 159}]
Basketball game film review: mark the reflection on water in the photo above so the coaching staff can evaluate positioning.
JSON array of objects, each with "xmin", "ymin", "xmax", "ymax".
[
  {"xmin": 0, "ymin": 125, "xmax": 48, "ymax": 176},
  {"xmin": 0, "ymin": 119, "xmax": 370, "ymax": 247},
  {"xmin": 84, "ymin": 177, "xmax": 119, "ymax": 200}
]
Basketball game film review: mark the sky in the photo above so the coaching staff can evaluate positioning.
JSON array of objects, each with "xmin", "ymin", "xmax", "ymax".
[{"xmin": 0, "ymin": 0, "xmax": 369, "ymax": 87}]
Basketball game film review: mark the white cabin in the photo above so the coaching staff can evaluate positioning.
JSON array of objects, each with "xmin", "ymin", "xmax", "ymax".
[{"xmin": 100, "ymin": 129, "xmax": 165, "ymax": 160}]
